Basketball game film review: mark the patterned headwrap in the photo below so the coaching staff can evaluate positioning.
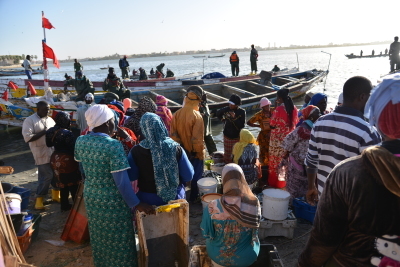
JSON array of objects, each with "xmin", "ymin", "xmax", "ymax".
[
  {"xmin": 232, "ymin": 129, "xmax": 258, "ymax": 164},
  {"xmin": 124, "ymin": 96, "xmax": 156, "ymax": 135},
  {"xmin": 301, "ymin": 105, "xmax": 318, "ymax": 120},
  {"xmin": 221, "ymin": 164, "xmax": 261, "ymax": 228},
  {"xmin": 309, "ymin": 93, "xmax": 327, "ymax": 106},
  {"xmin": 155, "ymin": 95, "xmax": 173, "ymax": 132},
  {"xmin": 365, "ymin": 73, "xmax": 400, "ymax": 139},
  {"xmin": 54, "ymin": 111, "xmax": 71, "ymax": 129},
  {"xmin": 139, "ymin": 113, "xmax": 180, "ymax": 203}
]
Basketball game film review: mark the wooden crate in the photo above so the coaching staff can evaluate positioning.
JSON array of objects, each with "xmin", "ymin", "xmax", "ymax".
[{"xmin": 136, "ymin": 199, "xmax": 189, "ymax": 267}]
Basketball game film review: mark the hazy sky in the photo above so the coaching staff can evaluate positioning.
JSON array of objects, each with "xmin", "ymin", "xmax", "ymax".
[{"xmin": 0, "ymin": 0, "xmax": 397, "ymax": 60}]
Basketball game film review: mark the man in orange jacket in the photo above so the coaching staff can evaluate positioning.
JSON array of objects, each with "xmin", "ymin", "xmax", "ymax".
[{"xmin": 229, "ymin": 51, "xmax": 239, "ymax": 76}]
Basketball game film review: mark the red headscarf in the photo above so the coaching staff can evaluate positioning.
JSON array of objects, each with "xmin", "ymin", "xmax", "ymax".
[
  {"xmin": 378, "ymin": 101, "xmax": 400, "ymax": 139},
  {"xmin": 302, "ymin": 105, "xmax": 318, "ymax": 120}
]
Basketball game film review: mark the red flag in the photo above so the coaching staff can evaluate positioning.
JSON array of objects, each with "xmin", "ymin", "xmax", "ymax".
[
  {"xmin": 27, "ymin": 82, "xmax": 37, "ymax": 95},
  {"xmin": 7, "ymin": 81, "xmax": 18, "ymax": 90},
  {"xmin": 42, "ymin": 41, "xmax": 60, "ymax": 69},
  {"xmin": 2, "ymin": 90, "xmax": 8, "ymax": 101},
  {"xmin": 42, "ymin": 13, "xmax": 55, "ymax": 29}
]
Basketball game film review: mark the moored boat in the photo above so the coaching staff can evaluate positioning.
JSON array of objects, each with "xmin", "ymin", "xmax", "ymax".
[
  {"xmin": 345, "ymin": 54, "xmax": 389, "ymax": 59},
  {"xmin": 0, "ymin": 69, "xmax": 44, "ymax": 77},
  {"xmin": 208, "ymin": 54, "xmax": 225, "ymax": 58}
]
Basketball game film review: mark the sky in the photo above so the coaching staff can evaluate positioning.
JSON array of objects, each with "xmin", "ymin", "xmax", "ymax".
[{"xmin": 0, "ymin": 0, "xmax": 398, "ymax": 60}]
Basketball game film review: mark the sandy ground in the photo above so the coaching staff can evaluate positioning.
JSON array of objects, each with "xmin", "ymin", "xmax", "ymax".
[{"xmin": 0, "ymin": 127, "xmax": 312, "ymax": 267}]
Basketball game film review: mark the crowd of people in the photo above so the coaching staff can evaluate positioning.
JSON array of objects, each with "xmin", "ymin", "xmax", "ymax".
[{"xmin": 21, "ymin": 70, "xmax": 400, "ymax": 266}]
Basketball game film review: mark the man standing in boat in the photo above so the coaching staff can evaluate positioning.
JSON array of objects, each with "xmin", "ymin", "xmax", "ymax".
[
  {"xmin": 360, "ymin": 50, "xmax": 363, "ymax": 57},
  {"xmin": 250, "ymin": 45, "xmax": 258, "ymax": 75},
  {"xmin": 389, "ymin": 36, "xmax": 400, "ymax": 72},
  {"xmin": 102, "ymin": 67, "xmax": 131, "ymax": 100},
  {"xmin": 119, "ymin": 55, "xmax": 130, "ymax": 79},
  {"xmin": 22, "ymin": 55, "xmax": 33, "ymax": 79},
  {"xmin": 73, "ymin": 59, "xmax": 83, "ymax": 77},
  {"xmin": 64, "ymin": 71, "xmax": 95, "ymax": 101},
  {"xmin": 229, "ymin": 51, "xmax": 239, "ymax": 77}
]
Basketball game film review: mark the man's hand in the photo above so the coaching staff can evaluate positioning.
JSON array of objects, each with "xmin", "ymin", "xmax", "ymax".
[
  {"xmin": 136, "ymin": 202, "xmax": 155, "ymax": 215},
  {"xmin": 306, "ymin": 186, "xmax": 318, "ymax": 206}
]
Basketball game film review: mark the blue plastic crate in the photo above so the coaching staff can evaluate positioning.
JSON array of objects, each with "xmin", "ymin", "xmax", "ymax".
[
  {"xmin": 11, "ymin": 186, "xmax": 31, "ymax": 210},
  {"xmin": 292, "ymin": 197, "xmax": 317, "ymax": 224}
]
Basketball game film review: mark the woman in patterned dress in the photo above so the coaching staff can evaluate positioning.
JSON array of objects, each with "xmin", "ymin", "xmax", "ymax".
[
  {"xmin": 75, "ymin": 105, "xmax": 154, "ymax": 267},
  {"xmin": 124, "ymin": 96, "xmax": 156, "ymax": 141},
  {"xmin": 281, "ymin": 105, "xmax": 320, "ymax": 200},
  {"xmin": 268, "ymin": 89, "xmax": 298, "ymax": 188},
  {"xmin": 232, "ymin": 129, "xmax": 259, "ymax": 186},
  {"xmin": 247, "ymin": 97, "xmax": 274, "ymax": 166},
  {"xmin": 201, "ymin": 164, "xmax": 261, "ymax": 267},
  {"xmin": 46, "ymin": 111, "xmax": 81, "ymax": 211}
]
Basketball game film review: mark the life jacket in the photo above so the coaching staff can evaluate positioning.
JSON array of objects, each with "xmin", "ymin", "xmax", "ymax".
[{"xmin": 230, "ymin": 54, "xmax": 238, "ymax": 62}]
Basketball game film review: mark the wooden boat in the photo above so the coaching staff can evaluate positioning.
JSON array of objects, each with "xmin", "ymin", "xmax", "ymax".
[
  {"xmin": 0, "ymin": 69, "xmax": 326, "ymax": 127},
  {"xmin": 192, "ymin": 55, "xmax": 206, "ymax": 58},
  {"xmin": 130, "ymin": 69, "xmax": 327, "ymax": 113},
  {"xmin": 0, "ymin": 69, "xmax": 44, "ymax": 77},
  {"xmin": 99, "ymin": 67, "xmax": 108, "ymax": 70},
  {"xmin": 345, "ymin": 54, "xmax": 389, "ymax": 59},
  {"xmin": 208, "ymin": 54, "xmax": 225, "ymax": 58}
]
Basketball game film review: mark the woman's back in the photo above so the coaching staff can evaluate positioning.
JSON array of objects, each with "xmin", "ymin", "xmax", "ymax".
[{"xmin": 201, "ymin": 198, "xmax": 260, "ymax": 267}]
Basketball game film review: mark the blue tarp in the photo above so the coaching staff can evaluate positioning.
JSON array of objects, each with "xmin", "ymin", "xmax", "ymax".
[{"xmin": 201, "ymin": 72, "xmax": 226, "ymax": 79}]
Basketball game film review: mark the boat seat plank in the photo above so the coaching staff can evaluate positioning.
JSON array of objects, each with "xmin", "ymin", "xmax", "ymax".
[
  {"xmin": 276, "ymin": 77, "xmax": 299, "ymax": 84},
  {"xmin": 149, "ymin": 90, "xmax": 181, "ymax": 106},
  {"xmin": 203, "ymin": 91, "xmax": 228, "ymax": 102},
  {"xmin": 222, "ymin": 85, "xmax": 257, "ymax": 97},
  {"xmin": 246, "ymin": 81, "xmax": 275, "ymax": 94}
]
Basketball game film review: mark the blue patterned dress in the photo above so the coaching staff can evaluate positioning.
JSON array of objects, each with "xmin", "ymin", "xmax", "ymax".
[
  {"xmin": 75, "ymin": 133, "xmax": 137, "ymax": 267},
  {"xmin": 201, "ymin": 199, "xmax": 260, "ymax": 267}
]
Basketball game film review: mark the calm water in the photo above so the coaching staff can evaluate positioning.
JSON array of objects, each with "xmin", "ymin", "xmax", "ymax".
[{"xmin": 2, "ymin": 44, "xmax": 392, "ymax": 151}]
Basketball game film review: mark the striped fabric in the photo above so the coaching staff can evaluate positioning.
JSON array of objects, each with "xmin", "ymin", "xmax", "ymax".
[{"xmin": 305, "ymin": 106, "xmax": 381, "ymax": 195}]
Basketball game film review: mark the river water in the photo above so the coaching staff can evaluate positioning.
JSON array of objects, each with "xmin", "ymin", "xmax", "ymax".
[{"xmin": 1, "ymin": 44, "xmax": 392, "ymax": 152}]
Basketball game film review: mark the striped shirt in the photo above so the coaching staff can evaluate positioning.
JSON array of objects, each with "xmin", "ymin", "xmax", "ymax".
[{"xmin": 305, "ymin": 106, "xmax": 381, "ymax": 195}]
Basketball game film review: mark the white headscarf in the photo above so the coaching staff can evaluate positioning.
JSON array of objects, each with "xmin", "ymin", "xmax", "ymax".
[
  {"xmin": 85, "ymin": 104, "xmax": 114, "ymax": 130},
  {"xmin": 85, "ymin": 93, "xmax": 94, "ymax": 100},
  {"xmin": 364, "ymin": 73, "xmax": 400, "ymax": 127}
]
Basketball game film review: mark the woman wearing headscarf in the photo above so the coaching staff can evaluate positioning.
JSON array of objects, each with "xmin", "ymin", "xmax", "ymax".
[
  {"xmin": 75, "ymin": 105, "xmax": 154, "ymax": 267},
  {"xmin": 268, "ymin": 89, "xmax": 298, "ymax": 188},
  {"xmin": 247, "ymin": 97, "xmax": 274, "ymax": 166},
  {"xmin": 124, "ymin": 96, "xmax": 156, "ymax": 140},
  {"xmin": 46, "ymin": 111, "xmax": 81, "ymax": 211},
  {"xmin": 127, "ymin": 113, "xmax": 194, "ymax": 205},
  {"xmin": 298, "ymin": 74, "xmax": 400, "ymax": 267},
  {"xmin": 201, "ymin": 164, "xmax": 261, "ymax": 267},
  {"xmin": 281, "ymin": 105, "xmax": 320, "ymax": 200},
  {"xmin": 309, "ymin": 92, "xmax": 328, "ymax": 115},
  {"xmin": 232, "ymin": 129, "xmax": 259, "ymax": 186},
  {"xmin": 155, "ymin": 95, "xmax": 173, "ymax": 133}
]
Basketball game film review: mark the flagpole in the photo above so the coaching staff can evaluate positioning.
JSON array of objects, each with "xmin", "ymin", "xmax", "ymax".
[{"xmin": 42, "ymin": 11, "xmax": 49, "ymax": 91}]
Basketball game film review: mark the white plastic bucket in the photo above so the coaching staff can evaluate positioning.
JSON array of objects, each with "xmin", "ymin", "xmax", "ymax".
[
  {"xmin": 201, "ymin": 193, "xmax": 222, "ymax": 210},
  {"xmin": 262, "ymin": 189, "xmax": 290, "ymax": 220},
  {"xmin": 197, "ymin": 178, "xmax": 218, "ymax": 196},
  {"xmin": 3, "ymin": 193, "xmax": 22, "ymax": 215}
]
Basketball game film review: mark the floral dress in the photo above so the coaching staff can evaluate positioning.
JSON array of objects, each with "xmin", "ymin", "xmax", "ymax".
[
  {"xmin": 248, "ymin": 108, "xmax": 274, "ymax": 166},
  {"xmin": 268, "ymin": 104, "xmax": 298, "ymax": 188},
  {"xmin": 75, "ymin": 134, "xmax": 137, "ymax": 267},
  {"xmin": 201, "ymin": 199, "xmax": 260, "ymax": 267},
  {"xmin": 281, "ymin": 122, "xmax": 312, "ymax": 199}
]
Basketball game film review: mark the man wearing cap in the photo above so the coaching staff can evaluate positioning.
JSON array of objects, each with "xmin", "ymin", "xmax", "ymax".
[
  {"xmin": 64, "ymin": 71, "xmax": 95, "ymax": 101},
  {"xmin": 102, "ymin": 67, "xmax": 131, "ymax": 100},
  {"xmin": 229, "ymin": 51, "xmax": 239, "ymax": 77},
  {"xmin": 73, "ymin": 59, "xmax": 83, "ymax": 77},
  {"xmin": 216, "ymin": 94, "xmax": 246, "ymax": 163},
  {"xmin": 170, "ymin": 86, "xmax": 205, "ymax": 202},
  {"xmin": 119, "ymin": 55, "xmax": 130, "ymax": 79},
  {"xmin": 247, "ymin": 97, "xmax": 274, "ymax": 166},
  {"xmin": 298, "ymin": 74, "xmax": 400, "ymax": 267},
  {"xmin": 76, "ymin": 93, "xmax": 95, "ymax": 134}
]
